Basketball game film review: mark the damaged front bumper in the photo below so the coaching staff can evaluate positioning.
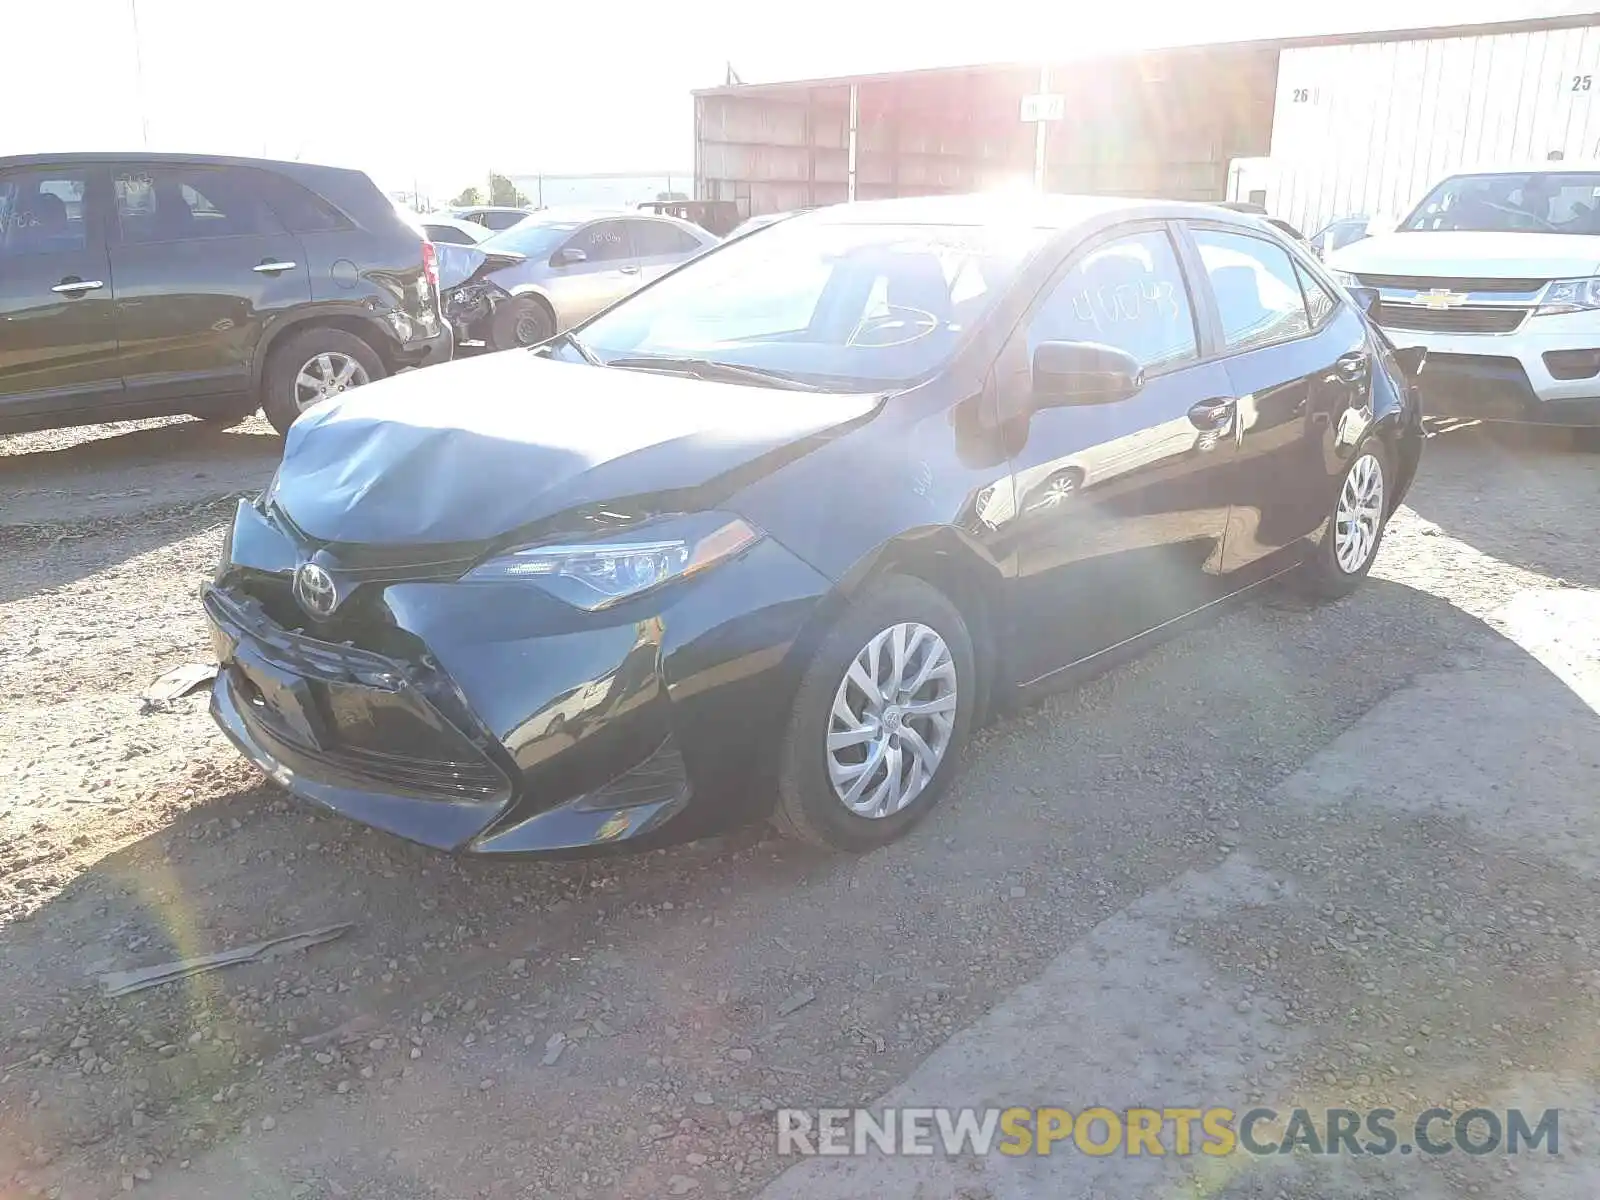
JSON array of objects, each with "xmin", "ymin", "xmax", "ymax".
[
  {"xmin": 433, "ymin": 242, "xmax": 525, "ymax": 348},
  {"xmin": 441, "ymin": 278, "xmax": 510, "ymax": 347},
  {"xmin": 204, "ymin": 500, "xmax": 831, "ymax": 855}
]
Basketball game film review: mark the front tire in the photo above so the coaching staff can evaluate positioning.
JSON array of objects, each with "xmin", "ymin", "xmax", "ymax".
[
  {"xmin": 490, "ymin": 296, "xmax": 555, "ymax": 351},
  {"xmin": 1294, "ymin": 438, "xmax": 1391, "ymax": 600},
  {"xmin": 773, "ymin": 576, "xmax": 976, "ymax": 851}
]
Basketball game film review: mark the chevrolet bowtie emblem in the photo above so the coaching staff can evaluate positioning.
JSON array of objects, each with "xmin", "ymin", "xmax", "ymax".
[{"xmin": 1410, "ymin": 287, "xmax": 1470, "ymax": 309}]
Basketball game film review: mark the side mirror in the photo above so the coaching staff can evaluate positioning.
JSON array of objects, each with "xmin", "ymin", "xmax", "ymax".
[
  {"xmin": 1031, "ymin": 340, "xmax": 1144, "ymax": 407},
  {"xmin": 555, "ymin": 247, "xmax": 587, "ymax": 265},
  {"xmin": 1346, "ymin": 285, "xmax": 1382, "ymax": 320}
]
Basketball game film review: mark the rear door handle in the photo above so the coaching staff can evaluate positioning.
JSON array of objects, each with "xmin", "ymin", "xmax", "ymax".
[
  {"xmin": 1187, "ymin": 397, "xmax": 1236, "ymax": 430},
  {"xmin": 52, "ymin": 277, "xmax": 104, "ymax": 295},
  {"xmin": 253, "ymin": 260, "xmax": 298, "ymax": 274},
  {"xmin": 619, "ymin": 264, "xmax": 641, "ymax": 275}
]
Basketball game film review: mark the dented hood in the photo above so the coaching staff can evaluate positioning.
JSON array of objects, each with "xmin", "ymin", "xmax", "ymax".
[{"xmin": 274, "ymin": 351, "xmax": 881, "ymax": 546}]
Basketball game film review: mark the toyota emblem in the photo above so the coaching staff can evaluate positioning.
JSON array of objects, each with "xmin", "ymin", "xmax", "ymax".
[{"xmin": 293, "ymin": 562, "xmax": 339, "ymax": 618}]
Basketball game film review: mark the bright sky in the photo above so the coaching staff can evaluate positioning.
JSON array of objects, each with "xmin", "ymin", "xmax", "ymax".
[{"xmin": 5, "ymin": 0, "xmax": 1594, "ymax": 199}]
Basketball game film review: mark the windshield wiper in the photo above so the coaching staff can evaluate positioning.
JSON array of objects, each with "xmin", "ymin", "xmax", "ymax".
[
  {"xmin": 604, "ymin": 355, "xmax": 822, "ymax": 392},
  {"xmin": 544, "ymin": 329, "xmax": 602, "ymax": 366}
]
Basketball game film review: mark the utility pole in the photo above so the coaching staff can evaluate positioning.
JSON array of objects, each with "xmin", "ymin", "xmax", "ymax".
[
  {"xmin": 1034, "ymin": 66, "xmax": 1050, "ymax": 190},
  {"xmin": 129, "ymin": 0, "xmax": 150, "ymax": 148}
]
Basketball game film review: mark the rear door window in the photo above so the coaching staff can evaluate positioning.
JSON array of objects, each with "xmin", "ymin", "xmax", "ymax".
[
  {"xmin": 115, "ymin": 165, "xmax": 286, "ymax": 244},
  {"xmin": 629, "ymin": 219, "xmax": 703, "ymax": 257},
  {"xmin": 1190, "ymin": 228, "xmax": 1313, "ymax": 353},
  {"xmin": 0, "ymin": 168, "xmax": 90, "ymax": 257}
]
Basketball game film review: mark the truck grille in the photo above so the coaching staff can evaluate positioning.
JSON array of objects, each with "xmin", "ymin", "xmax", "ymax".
[
  {"xmin": 1355, "ymin": 273, "xmax": 1547, "ymax": 294},
  {"xmin": 1372, "ymin": 303, "xmax": 1528, "ymax": 334}
]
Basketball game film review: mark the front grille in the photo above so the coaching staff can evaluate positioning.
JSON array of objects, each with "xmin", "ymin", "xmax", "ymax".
[
  {"xmin": 1356, "ymin": 273, "xmax": 1547, "ymax": 293},
  {"xmin": 1373, "ymin": 303, "xmax": 1528, "ymax": 334},
  {"xmin": 208, "ymin": 587, "xmax": 511, "ymax": 805}
]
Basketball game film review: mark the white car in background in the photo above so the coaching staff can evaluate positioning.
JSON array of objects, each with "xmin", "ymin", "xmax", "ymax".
[
  {"xmin": 417, "ymin": 214, "xmax": 493, "ymax": 245},
  {"xmin": 1329, "ymin": 163, "xmax": 1600, "ymax": 442}
]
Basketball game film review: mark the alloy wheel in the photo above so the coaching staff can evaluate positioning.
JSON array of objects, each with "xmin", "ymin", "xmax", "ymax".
[
  {"xmin": 294, "ymin": 352, "xmax": 369, "ymax": 412},
  {"xmin": 514, "ymin": 310, "xmax": 547, "ymax": 346},
  {"xmin": 1033, "ymin": 469, "xmax": 1081, "ymax": 509},
  {"xmin": 825, "ymin": 622, "xmax": 958, "ymax": 818},
  {"xmin": 1333, "ymin": 452, "xmax": 1385, "ymax": 574}
]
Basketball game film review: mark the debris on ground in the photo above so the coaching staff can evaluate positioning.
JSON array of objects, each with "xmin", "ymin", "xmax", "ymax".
[
  {"xmin": 98, "ymin": 922, "xmax": 354, "ymax": 996},
  {"xmin": 141, "ymin": 661, "xmax": 218, "ymax": 704}
]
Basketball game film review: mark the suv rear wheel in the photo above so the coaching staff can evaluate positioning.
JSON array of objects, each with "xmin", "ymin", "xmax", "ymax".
[{"xmin": 262, "ymin": 328, "xmax": 385, "ymax": 435}]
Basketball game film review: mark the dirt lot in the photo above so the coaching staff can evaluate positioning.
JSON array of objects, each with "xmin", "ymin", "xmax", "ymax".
[{"xmin": 2, "ymin": 415, "xmax": 1599, "ymax": 1199}]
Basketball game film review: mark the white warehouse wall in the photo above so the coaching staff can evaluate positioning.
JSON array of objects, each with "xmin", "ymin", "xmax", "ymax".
[{"xmin": 1261, "ymin": 22, "xmax": 1600, "ymax": 234}]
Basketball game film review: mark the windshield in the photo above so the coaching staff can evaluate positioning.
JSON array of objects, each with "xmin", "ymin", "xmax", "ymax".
[
  {"xmin": 1402, "ymin": 172, "xmax": 1600, "ymax": 233},
  {"xmin": 575, "ymin": 219, "xmax": 1049, "ymax": 389},
  {"xmin": 482, "ymin": 218, "xmax": 582, "ymax": 258}
]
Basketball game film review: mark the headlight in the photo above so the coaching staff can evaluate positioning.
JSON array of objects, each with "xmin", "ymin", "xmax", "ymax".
[
  {"xmin": 1535, "ymin": 276, "xmax": 1600, "ymax": 315},
  {"xmin": 1329, "ymin": 269, "xmax": 1361, "ymax": 289},
  {"xmin": 461, "ymin": 513, "xmax": 763, "ymax": 609}
]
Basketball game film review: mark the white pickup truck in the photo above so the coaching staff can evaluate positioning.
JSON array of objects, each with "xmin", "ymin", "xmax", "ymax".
[{"xmin": 1328, "ymin": 163, "xmax": 1600, "ymax": 443}]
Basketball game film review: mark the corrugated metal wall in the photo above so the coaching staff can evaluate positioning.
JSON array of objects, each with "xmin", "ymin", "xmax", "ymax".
[
  {"xmin": 1043, "ymin": 47, "xmax": 1277, "ymax": 201},
  {"xmin": 1266, "ymin": 23, "xmax": 1600, "ymax": 233},
  {"xmin": 696, "ymin": 87, "xmax": 853, "ymax": 214},
  {"xmin": 694, "ymin": 49, "xmax": 1276, "ymax": 216}
]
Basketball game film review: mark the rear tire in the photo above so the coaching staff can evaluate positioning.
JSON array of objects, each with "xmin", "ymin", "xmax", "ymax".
[
  {"xmin": 490, "ymin": 296, "xmax": 555, "ymax": 351},
  {"xmin": 1293, "ymin": 438, "xmax": 1392, "ymax": 601},
  {"xmin": 773, "ymin": 576, "xmax": 976, "ymax": 852},
  {"xmin": 261, "ymin": 328, "xmax": 385, "ymax": 436}
]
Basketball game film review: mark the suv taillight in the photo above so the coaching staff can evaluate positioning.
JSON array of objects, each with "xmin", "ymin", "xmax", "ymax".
[{"xmin": 421, "ymin": 240, "xmax": 439, "ymax": 294}]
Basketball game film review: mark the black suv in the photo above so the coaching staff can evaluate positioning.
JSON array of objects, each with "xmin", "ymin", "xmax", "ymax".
[{"xmin": 0, "ymin": 153, "xmax": 451, "ymax": 436}]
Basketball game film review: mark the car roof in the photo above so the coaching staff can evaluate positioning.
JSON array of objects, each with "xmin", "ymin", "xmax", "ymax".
[
  {"xmin": 1442, "ymin": 161, "xmax": 1600, "ymax": 177},
  {"xmin": 798, "ymin": 193, "xmax": 1280, "ymax": 231},
  {"xmin": 0, "ymin": 150, "xmax": 362, "ymax": 174},
  {"xmin": 491, "ymin": 206, "xmax": 710, "ymax": 235},
  {"xmin": 420, "ymin": 214, "xmax": 485, "ymax": 231}
]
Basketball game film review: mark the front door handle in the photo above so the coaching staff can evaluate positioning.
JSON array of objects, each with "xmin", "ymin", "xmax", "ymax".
[
  {"xmin": 619, "ymin": 264, "xmax": 641, "ymax": 275},
  {"xmin": 51, "ymin": 277, "xmax": 104, "ymax": 295},
  {"xmin": 253, "ymin": 260, "xmax": 298, "ymax": 274},
  {"xmin": 1187, "ymin": 396, "xmax": 1236, "ymax": 430}
]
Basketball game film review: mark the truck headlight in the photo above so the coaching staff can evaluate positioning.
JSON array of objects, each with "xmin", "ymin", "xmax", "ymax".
[
  {"xmin": 461, "ymin": 513, "xmax": 762, "ymax": 610},
  {"xmin": 1535, "ymin": 276, "xmax": 1600, "ymax": 315}
]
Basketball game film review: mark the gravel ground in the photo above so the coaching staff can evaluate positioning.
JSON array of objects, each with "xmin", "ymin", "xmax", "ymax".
[{"xmin": 1, "ymin": 419, "xmax": 1597, "ymax": 1200}]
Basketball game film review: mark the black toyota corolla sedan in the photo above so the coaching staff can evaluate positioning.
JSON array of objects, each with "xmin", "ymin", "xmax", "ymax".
[{"xmin": 205, "ymin": 195, "xmax": 1423, "ymax": 856}]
